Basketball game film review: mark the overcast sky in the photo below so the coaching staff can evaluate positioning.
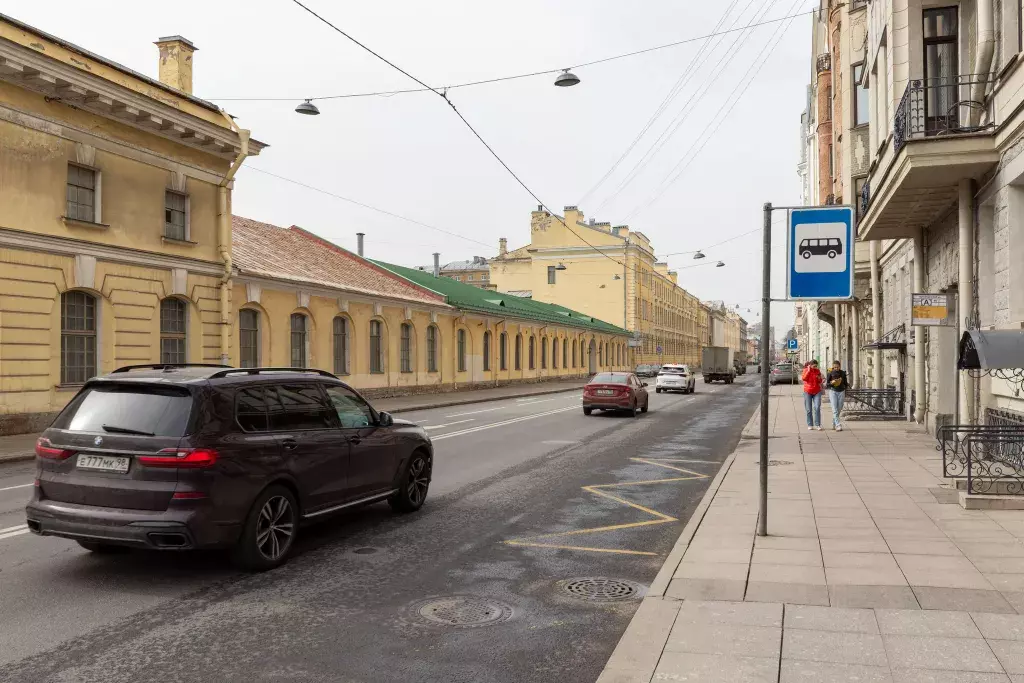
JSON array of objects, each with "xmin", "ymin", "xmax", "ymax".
[{"xmin": 8, "ymin": 0, "xmax": 817, "ymax": 337}]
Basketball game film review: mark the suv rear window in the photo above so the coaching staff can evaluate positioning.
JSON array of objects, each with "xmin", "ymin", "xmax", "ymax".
[{"xmin": 54, "ymin": 384, "xmax": 193, "ymax": 437}]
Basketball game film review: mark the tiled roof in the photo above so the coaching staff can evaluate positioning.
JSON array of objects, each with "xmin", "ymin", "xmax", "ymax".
[
  {"xmin": 372, "ymin": 260, "xmax": 629, "ymax": 335},
  {"xmin": 231, "ymin": 217, "xmax": 447, "ymax": 306}
]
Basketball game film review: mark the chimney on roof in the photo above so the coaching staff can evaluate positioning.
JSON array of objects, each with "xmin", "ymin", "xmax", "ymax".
[
  {"xmin": 356, "ymin": 232, "xmax": 365, "ymax": 257},
  {"xmin": 154, "ymin": 36, "xmax": 197, "ymax": 94},
  {"xmin": 499, "ymin": 238, "xmax": 507, "ymax": 256},
  {"xmin": 433, "ymin": 252, "xmax": 440, "ymax": 278}
]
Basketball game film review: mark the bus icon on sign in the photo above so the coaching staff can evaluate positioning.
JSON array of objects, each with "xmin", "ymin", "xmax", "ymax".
[{"xmin": 799, "ymin": 238, "xmax": 843, "ymax": 260}]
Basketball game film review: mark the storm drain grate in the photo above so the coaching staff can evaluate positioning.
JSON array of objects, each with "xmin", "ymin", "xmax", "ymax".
[
  {"xmin": 414, "ymin": 597, "xmax": 513, "ymax": 628},
  {"xmin": 753, "ymin": 460, "xmax": 794, "ymax": 467},
  {"xmin": 558, "ymin": 578, "xmax": 643, "ymax": 602}
]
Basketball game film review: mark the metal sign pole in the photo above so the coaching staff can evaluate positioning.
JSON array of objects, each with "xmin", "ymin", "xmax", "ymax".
[{"xmin": 759, "ymin": 202, "xmax": 772, "ymax": 537}]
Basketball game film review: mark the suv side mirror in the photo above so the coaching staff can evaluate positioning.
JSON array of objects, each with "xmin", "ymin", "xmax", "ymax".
[
  {"xmin": 641, "ymin": 382, "xmax": 649, "ymax": 387},
  {"xmin": 378, "ymin": 411, "xmax": 394, "ymax": 427}
]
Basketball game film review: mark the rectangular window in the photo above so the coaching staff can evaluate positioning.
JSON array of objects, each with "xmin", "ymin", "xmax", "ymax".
[
  {"xmin": 853, "ymin": 63, "xmax": 869, "ymax": 126},
  {"xmin": 66, "ymin": 165, "xmax": 97, "ymax": 223},
  {"xmin": 457, "ymin": 329, "xmax": 467, "ymax": 372},
  {"xmin": 483, "ymin": 331, "xmax": 491, "ymax": 371},
  {"xmin": 370, "ymin": 320, "xmax": 384, "ymax": 373},
  {"xmin": 548, "ymin": 265, "xmax": 557, "ymax": 284},
  {"xmin": 854, "ymin": 176, "xmax": 867, "ymax": 221},
  {"xmin": 61, "ymin": 291, "xmax": 97, "ymax": 384},
  {"xmin": 164, "ymin": 191, "xmax": 188, "ymax": 240},
  {"xmin": 290, "ymin": 314, "xmax": 307, "ymax": 367},
  {"xmin": 400, "ymin": 324, "xmax": 412, "ymax": 373},
  {"xmin": 467, "ymin": 273, "xmax": 474, "ymax": 282},
  {"xmin": 923, "ymin": 7, "xmax": 959, "ymax": 132},
  {"xmin": 239, "ymin": 309, "xmax": 259, "ymax": 368},
  {"xmin": 427, "ymin": 326, "xmax": 438, "ymax": 372},
  {"xmin": 159, "ymin": 299, "xmax": 187, "ymax": 364}
]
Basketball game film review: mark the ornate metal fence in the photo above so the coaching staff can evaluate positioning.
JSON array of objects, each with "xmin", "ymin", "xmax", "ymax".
[
  {"xmin": 939, "ymin": 423, "xmax": 1024, "ymax": 480},
  {"xmin": 966, "ymin": 431, "xmax": 1024, "ymax": 495},
  {"xmin": 845, "ymin": 389, "xmax": 905, "ymax": 419}
]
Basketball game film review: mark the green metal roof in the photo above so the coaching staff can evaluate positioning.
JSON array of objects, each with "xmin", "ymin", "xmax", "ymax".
[{"xmin": 373, "ymin": 261, "xmax": 629, "ymax": 336}]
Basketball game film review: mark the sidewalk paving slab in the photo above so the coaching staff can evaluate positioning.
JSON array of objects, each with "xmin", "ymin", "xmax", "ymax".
[{"xmin": 598, "ymin": 384, "xmax": 1024, "ymax": 682}]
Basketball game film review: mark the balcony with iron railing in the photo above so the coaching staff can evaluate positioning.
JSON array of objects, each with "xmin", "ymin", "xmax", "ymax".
[
  {"xmin": 816, "ymin": 54, "xmax": 831, "ymax": 74},
  {"xmin": 858, "ymin": 73, "xmax": 1000, "ymax": 242}
]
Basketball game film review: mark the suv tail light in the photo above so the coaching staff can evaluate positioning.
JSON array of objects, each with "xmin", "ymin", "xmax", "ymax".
[
  {"xmin": 138, "ymin": 448, "xmax": 218, "ymax": 469},
  {"xmin": 35, "ymin": 438, "xmax": 74, "ymax": 460}
]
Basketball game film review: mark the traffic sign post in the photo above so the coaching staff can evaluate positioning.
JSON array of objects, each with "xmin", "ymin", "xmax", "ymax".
[
  {"xmin": 786, "ymin": 206, "xmax": 855, "ymax": 301},
  {"xmin": 787, "ymin": 339, "xmax": 799, "ymax": 352}
]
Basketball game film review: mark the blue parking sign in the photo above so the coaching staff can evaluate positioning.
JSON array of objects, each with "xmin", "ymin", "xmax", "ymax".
[
  {"xmin": 787, "ymin": 338, "xmax": 798, "ymax": 351},
  {"xmin": 787, "ymin": 207, "xmax": 854, "ymax": 300}
]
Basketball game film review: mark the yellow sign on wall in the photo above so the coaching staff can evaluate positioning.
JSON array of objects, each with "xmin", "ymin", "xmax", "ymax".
[{"xmin": 912, "ymin": 293, "xmax": 956, "ymax": 327}]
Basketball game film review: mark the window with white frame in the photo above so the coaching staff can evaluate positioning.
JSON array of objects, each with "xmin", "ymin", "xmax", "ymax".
[
  {"xmin": 239, "ymin": 309, "xmax": 260, "ymax": 368},
  {"xmin": 160, "ymin": 298, "xmax": 187, "ymax": 364}
]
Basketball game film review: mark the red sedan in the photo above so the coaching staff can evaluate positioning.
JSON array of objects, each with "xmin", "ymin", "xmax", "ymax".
[{"xmin": 583, "ymin": 372, "xmax": 650, "ymax": 417}]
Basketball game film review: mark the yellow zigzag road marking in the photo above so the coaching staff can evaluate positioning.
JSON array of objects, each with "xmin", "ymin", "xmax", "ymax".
[{"xmin": 503, "ymin": 458, "xmax": 710, "ymax": 556}]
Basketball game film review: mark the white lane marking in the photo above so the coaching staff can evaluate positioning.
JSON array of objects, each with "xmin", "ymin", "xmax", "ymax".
[
  {"xmin": 433, "ymin": 405, "xmax": 579, "ymax": 441},
  {"xmin": 445, "ymin": 395, "xmax": 574, "ymax": 418},
  {"xmin": 423, "ymin": 419, "xmax": 474, "ymax": 430},
  {"xmin": 0, "ymin": 483, "xmax": 33, "ymax": 492},
  {"xmin": 0, "ymin": 524, "xmax": 29, "ymax": 541}
]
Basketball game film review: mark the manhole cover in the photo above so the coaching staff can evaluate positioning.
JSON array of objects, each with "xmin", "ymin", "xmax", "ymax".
[
  {"xmin": 414, "ymin": 597, "xmax": 513, "ymax": 628},
  {"xmin": 558, "ymin": 578, "xmax": 643, "ymax": 602},
  {"xmin": 753, "ymin": 459, "xmax": 794, "ymax": 466}
]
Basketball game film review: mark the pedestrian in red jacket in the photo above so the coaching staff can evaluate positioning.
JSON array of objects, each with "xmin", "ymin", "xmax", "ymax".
[{"xmin": 801, "ymin": 360, "xmax": 824, "ymax": 430}]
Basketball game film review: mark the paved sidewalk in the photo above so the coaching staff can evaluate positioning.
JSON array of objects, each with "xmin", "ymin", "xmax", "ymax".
[
  {"xmin": 599, "ymin": 384, "xmax": 1024, "ymax": 682},
  {"xmin": 0, "ymin": 379, "xmax": 588, "ymax": 464}
]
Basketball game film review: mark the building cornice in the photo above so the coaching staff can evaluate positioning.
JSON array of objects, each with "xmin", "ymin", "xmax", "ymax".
[
  {"xmin": 0, "ymin": 37, "xmax": 266, "ymax": 160},
  {"xmin": 234, "ymin": 273, "xmax": 455, "ymax": 313},
  {"xmin": 0, "ymin": 225, "xmax": 223, "ymax": 275}
]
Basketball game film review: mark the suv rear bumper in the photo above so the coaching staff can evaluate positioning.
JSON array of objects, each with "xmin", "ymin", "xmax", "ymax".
[{"xmin": 26, "ymin": 499, "xmax": 239, "ymax": 550}]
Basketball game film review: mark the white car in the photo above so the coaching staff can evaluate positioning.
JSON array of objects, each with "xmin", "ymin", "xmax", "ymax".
[{"xmin": 655, "ymin": 364, "xmax": 696, "ymax": 394}]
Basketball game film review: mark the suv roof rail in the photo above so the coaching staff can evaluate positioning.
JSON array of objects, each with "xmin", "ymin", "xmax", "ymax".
[
  {"xmin": 207, "ymin": 367, "xmax": 340, "ymax": 380},
  {"xmin": 111, "ymin": 363, "xmax": 231, "ymax": 374}
]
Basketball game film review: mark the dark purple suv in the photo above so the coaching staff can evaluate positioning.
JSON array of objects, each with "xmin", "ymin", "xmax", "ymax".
[{"xmin": 25, "ymin": 365, "xmax": 433, "ymax": 571}]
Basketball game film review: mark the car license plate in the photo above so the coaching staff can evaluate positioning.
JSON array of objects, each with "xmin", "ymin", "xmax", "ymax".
[
  {"xmin": 76, "ymin": 454, "xmax": 130, "ymax": 474},
  {"xmin": 597, "ymin": 389, "xmax": 615, "ymax": 396}
]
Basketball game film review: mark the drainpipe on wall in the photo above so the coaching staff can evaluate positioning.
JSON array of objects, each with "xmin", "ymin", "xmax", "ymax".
[
  {"xmin": 958, "ymin": 179, "xmax": 976, "ymax": 423},
  {"xmin": 870, "ymin": 241, "xmax": 882, "ymax": 390},
  {"xmin": 852, "ymin": 303, "xmax": 860, "ymax": 388},
  {"xmin": 968, "ymin": 0, "xmax": 995, "ymax": 127},
  {"xmin": 913, "ymin": 230, "xmax": 926, "ymax": 423},
  {"xmin": 217, "ymin": 112, "xmax": 250, "ymax": 366}
]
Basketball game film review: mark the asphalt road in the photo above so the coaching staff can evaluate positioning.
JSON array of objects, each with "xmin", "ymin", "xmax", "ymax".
[{"xmin": 0, "ymin": 375, "xmax": 760, "ymax": 683}]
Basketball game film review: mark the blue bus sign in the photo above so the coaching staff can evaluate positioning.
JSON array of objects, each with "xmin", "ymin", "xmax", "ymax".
[{"xmin": 787, "ymin": 206, "xmax": 855, "ymax": 301}]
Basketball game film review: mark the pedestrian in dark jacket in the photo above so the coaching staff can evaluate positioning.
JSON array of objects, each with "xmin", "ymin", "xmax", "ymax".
[{"xmin": 827, "ymin": 360, "xmax": 849, "ymax": 431}]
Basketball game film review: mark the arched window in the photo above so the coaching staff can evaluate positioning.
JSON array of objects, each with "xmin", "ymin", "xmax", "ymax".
[
  {"xmin": 457, "ymin": 329, "xmax": 467, "ymax": 372},
  {"xmin": 572, "ymin": 339, "xmax": 578, "ymax": 367},
  {"xmin": 562, "ymin": 338, "xmax": 568, "ymax": 368},
  {"xmin": 239, "ymin": 308, "xmax": 259, "ymax": 368},
  {"xmin": 598, "ymin": 343, "xmax": 603, "ymax": 366},
  {"xmin": 426, "ymin": 325, "xmax": 439, "ymax": 372},
  {"xmin": 333, "ymin": 316, "xmax": 349, "ymax": 375},
  {"xmin": 552, "ymin": 338, "xmax": 558, "ymax": 369},
  {"xmin": 61, "ymin": 291, "xmax": 97, "ymax": 384},
  {"xmin": 515, "ymin": 335, "xmax": 522, "ymax": 371},
  {"xmin": 540, "ymin": 337, "xmax": 547, "ymax": 369},
  {"xmin": 290, "ymin": 313, "xmax": 307, "ymax": 367},
  {"xmin": 369, "ymin": 320, "xmax": 384, "ymax": 373},
  {"xmin": 400, "ymin": 323, "xmax": 413, "ymax": 372},
  {"xmin": 500, "ymin": 332, "xmax": 508, "ymax": 370},
  {"xmin": 159, "ymin": 298, "xmax": 187, "ymax": 364},
  {"xmin": 483, "ymin": 331, "xmax": 492, "ymax": 371}
]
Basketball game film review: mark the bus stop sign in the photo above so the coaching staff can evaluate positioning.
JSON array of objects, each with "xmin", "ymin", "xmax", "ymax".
[{"xmin": 786, "ymin": 206, "xmax": 854, "ymax": 301}]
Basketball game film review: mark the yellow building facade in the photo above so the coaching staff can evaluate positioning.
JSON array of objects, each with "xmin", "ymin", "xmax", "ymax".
[
  {"xmin": 231, "ymin": 218, "xmax": 631, "ymax": 396},
  {"xmin": 0, "ymin": 17, "xmax": 264, "ymax": 433},
  {"xmin": 489, "ymin": 206, "xmax": 707, "ymax": 368}
]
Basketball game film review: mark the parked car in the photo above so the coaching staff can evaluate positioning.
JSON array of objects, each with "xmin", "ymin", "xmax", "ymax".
[
  {"xmin": 769, "ymin": 363, "xmax": 799, "ymax": 385},
  {"xmin": 583, "ymin": 372, "xmax": 649, "ymax": 417},
  {"xmin": 26, "ymin": 364, "xmax": 433, "ymax": 571},
  {"xmin": 656, "ymin": 364, "xmax": 696, "ymax": 394}
]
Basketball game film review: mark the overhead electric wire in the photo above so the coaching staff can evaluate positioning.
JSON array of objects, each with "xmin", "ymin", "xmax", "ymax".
[
  {"xmin": 243, "ymin": 166, "xmax": 493, "ymax": 249},
  {"xmin": 576, "ymin": 0, "xmax": 742, "ymax": 205},
  {"xmin": 282, "ymin": 0, "xmax": 797, "ymax": 290},
  {"xmin": 210, "ymin": 8, "xmax": 814, "ymax": 102},
  {"xmin": 626, "ymin": 0, "xmax": 805, "ymax": 220},
  {"xmin": 592, "ymin": 0, "xmax": 781, "ymax": 215}
]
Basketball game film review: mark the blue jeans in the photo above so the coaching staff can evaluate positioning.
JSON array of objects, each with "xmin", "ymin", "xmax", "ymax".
[
  {"xmin": 804, "ymin": 392, "xmax": 822, "ymax": 427},
  {"xmin": 829, "ymin": 390, "xmax": 845, "ymax": 427}
]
